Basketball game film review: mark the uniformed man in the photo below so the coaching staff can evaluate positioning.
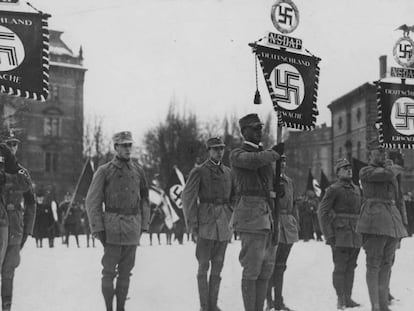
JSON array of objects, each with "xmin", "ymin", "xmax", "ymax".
[
  {"xmin": 182, "ymin": 137, "xmax": 233, "ymax": 311},
  {"xmin": 356, "ymin": 139, "xmax": 408, "ymax": 311},
  {"xmin": 318, "ymin": 158, "xmax": 362, "ymax": 310},
  {"xmin": 0, "ymin": 134, "xmax": 36, "ymax": 311},
  {"xmin": 230, "ymin": 113, "xmax": 283, "ymax": 311},
  {"xmin": 266, "ymin": 155, "xmax": 299, "ymax": 311},
  {"xmin": 86, "ymin": 131, "xmax": 150, "ymax": 311}
]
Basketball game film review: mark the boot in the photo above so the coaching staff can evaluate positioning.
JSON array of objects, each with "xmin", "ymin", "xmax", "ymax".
[
  {"xmin": 102, "ymin": 280, "xmax": 115, "ymax": 311},
  {"xmin": 1, "ymin": 301, "xmax": 11, "ymax": 311},
  {"xmin": 115, "ymin": 279, "xmax": 129, "ymax": 311},
  {"xmin": 209, "ymin": 275, "xmax": 222, "ymax": 311},
  {"xmin": 256, "ymin": 279, "xmax": 269, "ymax": 311},
  {"xmin": 345, "ymin": 295, "xmax": 361, "ymax": 308},
  {"xmin": 197, "ymin": 275, "xmax": 209, "ymax": 311},
  {"xmin": 241, "ymin": 279, "xmax": 256, "ymax": 311},
  {"xmin": 337, "ymin": 295, "xmax": 346, "ymax": 310}
]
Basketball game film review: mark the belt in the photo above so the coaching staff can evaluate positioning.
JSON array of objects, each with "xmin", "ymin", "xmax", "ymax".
[
  {"xmin": 6, "ymin": 204, "xmax": 16, "ymax": 211},
  {"xmin": 200, "ymin": 198, "xmax": 229, "ymax": 204},
  {"xmin": 366, "ymin": 198, "xmax": 395, "ymax": 204},
  {"xmin": 279, "ymin": 210, "xmax": 293, "ymax": 215},
  {"xmin": 105, "ymin": 207, "xmax": 139, "ymax": 215},
  {"xmin": 239, "ymin": 190, "xmax": 276, "ymax": 198},
  {"xmin": 335, "ymin": 213, "xmax": 359, "ymax": 219}
]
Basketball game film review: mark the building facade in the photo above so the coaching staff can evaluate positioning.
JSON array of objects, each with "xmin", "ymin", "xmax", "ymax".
[
  {"xmin": 0, "ymin": 30, "xmax": 86, "ymax": 201},
  {"xmin": 284, "ymin": 123, "xmax": 332, "ymax": 195}
]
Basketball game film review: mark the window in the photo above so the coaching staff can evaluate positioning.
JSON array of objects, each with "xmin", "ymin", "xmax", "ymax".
[
  {"xmin": 339, "ymin": 147, "xmax": 342, "ymax": 158},
  {"xmin": 44, "ymin": 116, "xmax": 60, "ymax": 137},
  {"xmin": 45, "ymin": 152, "xmax": 58, "ymax": 173},
  {"xmin": 338, "ymin": 116, "xmax": 342, "ymax": 130},
  {"xmin": 356, "ymin": 108, "xmax": 362, "ymax": 123},
  {"xmin": 357, "ymin": 141, "xmax": 361, "ymax": 159},
  {"xmin": 50, "ymin": 84, "xmax": 60, "ymax": 101}
]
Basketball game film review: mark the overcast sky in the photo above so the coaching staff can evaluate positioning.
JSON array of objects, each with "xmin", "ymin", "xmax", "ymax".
[{"xmin": 6, "ymin": 0, "xmax": 414, "ymax": 142}]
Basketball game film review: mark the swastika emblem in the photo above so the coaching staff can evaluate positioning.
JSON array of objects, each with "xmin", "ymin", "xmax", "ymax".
[
  {"xmin": 271, "ymin": 0, "xmax": 299, "ymax": 34},
  {"xmin": 0, "ymin": 25, "xmax": 25, "ymax": 71},
  {"xmin": 393, "ymin": 37, "xmax": 414, "ymax": 67},
  {"xmin": 391, "ymin": 97, "xmax": 414, "ymax": 136},
  {"xmin": 271, "ymin": 63, "xmax": 304, "ymax": 110},
  {"xmin": 169, "ymin": 184, "xmax": 183, "ymax": 209}
]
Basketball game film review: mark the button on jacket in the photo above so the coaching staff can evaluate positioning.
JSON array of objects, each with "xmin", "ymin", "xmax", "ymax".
[
  {"xmin": 356, "ymin": 164, "xmax": 407, "ymax": 238},
  {"xmin": 182, "ymin": 160, "xmax": 233, "ymax": 241},
  {"xmin": 86, "ymin": 157, "xmax": 150, "ymax": 245},
  {"xmin": 230, "ymin": 142, "xmax": 279, "ymax": 233},
  {"xmin": 278, "ymin": 174, "xmax": 299, "ymax": 244},
  {"xmin": 318, "ymin": 180, "xmax": 362, "ymax": 248}
]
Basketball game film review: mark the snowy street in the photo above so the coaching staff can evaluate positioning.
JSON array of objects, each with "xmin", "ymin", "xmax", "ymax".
[{"xmin": 14, "ymin": 235, "xmax": 414, "ymax": 311}]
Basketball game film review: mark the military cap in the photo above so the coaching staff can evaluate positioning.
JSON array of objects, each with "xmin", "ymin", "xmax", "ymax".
[
  {"xmin": 280, "ymin": 154, "xmax": 287, "ymax": 161},
  {"xmin": 238, "ymin": 113, "xmax": 263, "ymax": 129},
  {"xmin": 334, "ymin": 158, "xmax": 351, "ymax": 173},
  {"xmin": 367, "ymin": 137, "xmax": 383, "ymax": 151},
  {"xmin": 112, "ymin": 131, "xmax": 133, "ymax": 144},
  {"xmin": 206, "ymin": 137, "xmax": 225, "ymax": 149}
]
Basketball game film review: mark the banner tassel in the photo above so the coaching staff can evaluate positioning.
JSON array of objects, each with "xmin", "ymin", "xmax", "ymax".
[{"xmin": 254, "ymin": 55, "xmax": 262, "ymax": 105}]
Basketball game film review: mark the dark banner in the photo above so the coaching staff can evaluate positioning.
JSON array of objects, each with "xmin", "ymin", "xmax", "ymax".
[
  {"xmin": 0, "ymin": 10, "xmax": 49, "ymax": 101},
  {"xmin": 377, "ymin": 82, "xmax": 414, "ymax": 149},
  {"xmin": 255, "ymin": 44, "xmax": 320, "ymax": 130}
]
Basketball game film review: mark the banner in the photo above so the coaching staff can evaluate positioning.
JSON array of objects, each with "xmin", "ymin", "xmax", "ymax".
[
  {"xmin": 0, "ymin": 10, "xmax": 49, "ymax": 101},
  {"xmin": 149, "ymin": 185, "xmax": 179, "ymax": 230},
  {"xmin": 306, "ymin": 169, "xmax": 321, "ymax": 197},
  {"xmin": 255, "ymin": 44, "xmax": 320, "ymax": 130},
  {"xmin": 63, "ymin": 158, "xmax": 94, "ymax": 223},
  {"xmin": 319, "ymin": 170, "xmax": 330, "ymax": 199},
  {"xmin": 377, "ymin": 81, "xmax": 414, "ymax": 149},
  {"xmin": 165, "ymin": 166, "xmax": 185, "ymax": 219},
  {"xmin": 351, "ymin": 157, "xmax": 367, "ymax": 187}
]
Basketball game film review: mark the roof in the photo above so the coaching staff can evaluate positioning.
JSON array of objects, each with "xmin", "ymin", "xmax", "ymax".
[{"xmin": 328, "ymin": 82, "xmax": 376, "ymax": 111}]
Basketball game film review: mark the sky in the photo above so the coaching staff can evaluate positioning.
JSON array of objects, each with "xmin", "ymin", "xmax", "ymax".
[{"xmin": 4, "ymin": 0, "xmax": 414, "ymax": 143}]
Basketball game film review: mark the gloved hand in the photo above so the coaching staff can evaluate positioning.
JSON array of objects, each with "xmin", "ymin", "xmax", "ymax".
[
  {"xmin": 95, "ymin": 231, "xmax": 106, "ymax": 247},
  {"xmin": 272, "ymin": 142, "xmax": 285, "ymax": 156},
  {"xmin": 326, "ymin": 236, "xmax": 335, "ymax": 246},
  {"xmin": 20, "ymin": 233, "xmax": 28, "ymax": 249}
]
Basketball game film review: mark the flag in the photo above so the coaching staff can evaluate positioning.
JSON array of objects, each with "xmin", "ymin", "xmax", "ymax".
[
  {"xmin": 306, "ymin": 169, "xmax": 321, "ymax": 197},
  {"xmin": 254, "ymin": 43, "xmax": 320, "ymax": 130},
  {"xmin": 63, "ymin": 158, "xmax": 94, "ymax": 223},
  {"xmin": 0, "ymin": 9, "xmax": 50, "ymax": 101},
  {"xmin": 351, "ymin": 158, "xmax": 367, "ymax": 187},
  {"xmin": 376, "ymin": 81, "xmax": 414, "ymax": 149},
  {"xmin": 149, "ymin": 185, "xmax": 179, "ymax": 230},
  {"xmin": 165, "ymin": 165, "xmax": 185, "ymax": 219},
  {"xmin": 320, "ymin": 170, "xmax": 330, "ymax": 199},
  {"xmin": 165, "ymin": 165, "xmax": 186, "ymax": 243}
]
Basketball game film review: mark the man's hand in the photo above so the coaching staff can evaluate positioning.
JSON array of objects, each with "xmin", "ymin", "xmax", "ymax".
[
  {"xmin": 95, "ymin": 231, "xmax": 106, "ymax": 247},
  {"xmin": 191, "ymin": 228, "xmax": 198, "ymax": 243},
  {"xmin": 20, "ymin": 233, "xmax": 28, "ymax": 249},
  {"xmin": 272, "ymin": 143, "xmax": 285, "ymax": 155},
  {"xmin": 326, "ymin": 236, "xmax": 335, "ymax": 246}
]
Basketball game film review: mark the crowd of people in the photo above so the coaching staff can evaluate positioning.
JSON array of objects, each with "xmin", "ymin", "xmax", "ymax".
[{"xmin": 1, "ymin": 112, "xmax": 411, "ymax": 311}]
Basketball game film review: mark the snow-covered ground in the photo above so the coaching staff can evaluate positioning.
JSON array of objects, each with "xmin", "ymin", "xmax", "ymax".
[{"xmin": 13, "ymin": 235, "xmax": 414, "ymax": 311}]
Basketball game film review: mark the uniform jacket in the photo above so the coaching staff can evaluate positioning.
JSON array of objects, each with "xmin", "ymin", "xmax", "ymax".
[
  {"xmin": 182, "ymin": 159, "xmax": 233, "ymax": 241},
  {"xmin": 86, "ymin": 157, "xmax": 150, "ymax": 245},
  {"xmin": 356, "ymin": 163, "xmax": 407, "ymax": 238},
  {"xmin": 318, "ymin": 179, "xmax": 362, "ymax": 248},
  {"xmin": 230, "ymin": 142, "xmax": 279, "ymax": 233},
  {"xmin": 3, "ymin": 167, "xmax": 36, "ymax": 245},
  {"xmin": 278, "ymin": 174, "xmax": 299, "ymax": 244}
]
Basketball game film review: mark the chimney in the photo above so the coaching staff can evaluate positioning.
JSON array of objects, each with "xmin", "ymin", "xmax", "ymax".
[{"xmin": 379, "ymin": 55, "xmax": 387, "ymax": 79}]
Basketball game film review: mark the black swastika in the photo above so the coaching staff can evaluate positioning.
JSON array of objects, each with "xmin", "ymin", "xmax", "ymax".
[
  {"xmin": 399, "ymin": 43, "xmax": 413, "ymax": 59},
  {"xmin": 274, "ymin": 69, "xmax": 300, "ymax": 106},
  {"xmin": 394, "ymin": 102, "xmax": 414, "ymax": 130},
  {"xmin": 277, "ymin": 5, "xmax": 294, "ymax": 26}
]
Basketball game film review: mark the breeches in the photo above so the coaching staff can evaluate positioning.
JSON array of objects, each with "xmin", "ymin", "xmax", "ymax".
[
  {"xmin": 196, "ymin": 237, "xmax": 228, "ymax": 277},
  {"xmin": 239, "ymin": 232, "xmax": 277, "ymax": 281}
]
